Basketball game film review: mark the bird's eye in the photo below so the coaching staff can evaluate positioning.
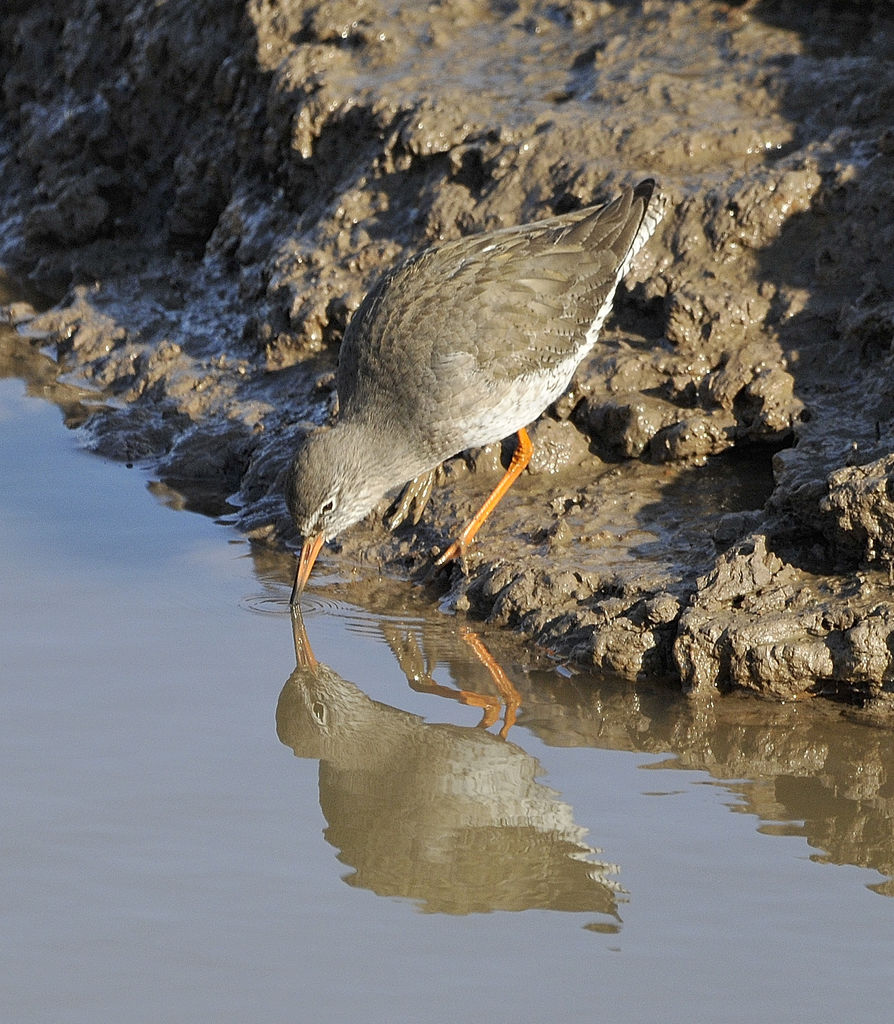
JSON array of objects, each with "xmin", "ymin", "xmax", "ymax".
[{"xmin": 321, "ymin": 498, "xmax": 335, "ymax": 517}]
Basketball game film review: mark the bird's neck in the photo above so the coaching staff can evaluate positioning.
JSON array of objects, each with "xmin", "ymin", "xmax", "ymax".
[{"xmin": 333, "ymin": 417, "xmax": 430, "ymax": 500}]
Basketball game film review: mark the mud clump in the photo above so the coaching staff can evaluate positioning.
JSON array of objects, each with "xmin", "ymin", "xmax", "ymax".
[
  {"xmin": 674, "ymin": 534, "xmax": 894, "ymax": 703},
  {"xmin": 1, "ymin": 0, "xmax": 894, "ymax": 713},
  {"xmin": 821, "ymin": 454, "xmax": 894, "ymax": 569}
]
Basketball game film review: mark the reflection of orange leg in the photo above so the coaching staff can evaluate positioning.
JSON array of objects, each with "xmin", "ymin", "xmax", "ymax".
[
  {"xmin": 462, "ymin": 630, "xmax": 521, "ymax": 739},
  {"xmin": 434, "ymin": 428, "xmax": 533, "ymax": 566},
  {"xmin": 404, "ymin": 666, "xmax": 502, "ymax": 730},
  {"xmin": 451, "ymin": 689, "xmax": 502, "ymax": 730},
  {"xmin": 387, "ymin": 627, "xmax": 520, "ymax": 736}
]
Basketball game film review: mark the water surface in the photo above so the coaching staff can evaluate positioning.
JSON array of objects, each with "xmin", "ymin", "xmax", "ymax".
[{"xmin": 2, "ymin": 320, "xmax": 893, "ymax": 1023}]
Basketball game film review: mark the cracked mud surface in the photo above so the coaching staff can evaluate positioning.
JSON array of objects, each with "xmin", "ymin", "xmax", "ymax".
[{"xmin": 1, "ymin": 0, "xmax": 893, "ymax": 711}]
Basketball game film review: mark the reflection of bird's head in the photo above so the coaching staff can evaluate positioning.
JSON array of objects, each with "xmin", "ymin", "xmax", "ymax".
[{"xmin": 276, "ymin": 658, "xmax": 395, "ymax": 764}]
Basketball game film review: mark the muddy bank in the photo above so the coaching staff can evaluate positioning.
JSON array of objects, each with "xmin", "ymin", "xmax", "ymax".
[{"xmin": 1, "ymin": 0, "xmax": 893, "ymax": 711}]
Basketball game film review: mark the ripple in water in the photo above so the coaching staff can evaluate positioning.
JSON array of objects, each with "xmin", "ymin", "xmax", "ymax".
[
  {"xmin": 240, "ymin": 577, "xmax": 430, "ymax": 646},
  {"xmin": 239, "ymin": 590, "xmax": 290, "ymax": 616},
  {"xmin": 341, "ymin": 606, "xmax": 427, "ymax": 640},
  {"xmin": 240, "ymin": 588, "xmax": 345, "ymax": 617}
]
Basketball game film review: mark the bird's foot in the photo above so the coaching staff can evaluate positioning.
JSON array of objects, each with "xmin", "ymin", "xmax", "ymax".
[
  {"xmin": 433, "ymin": 537, "xmax": 467, "ymax": 567},
  {"xmin": 432, "ymin": 428, "xmax": 532, "ymax": 570},
  {"xmin": 385, "ymin": 469, "xmax": 436, "ymax": 530}
]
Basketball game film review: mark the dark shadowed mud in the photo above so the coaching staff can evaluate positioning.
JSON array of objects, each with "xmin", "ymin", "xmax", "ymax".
[{"xmin": 1, "ymin": 0, "xmax": 893, "ymax": 710}]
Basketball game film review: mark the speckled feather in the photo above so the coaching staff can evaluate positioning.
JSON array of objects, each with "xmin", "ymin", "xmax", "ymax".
[{"xmin": 337, "ymin": 180, "xmax": 661, "ymax": 465}]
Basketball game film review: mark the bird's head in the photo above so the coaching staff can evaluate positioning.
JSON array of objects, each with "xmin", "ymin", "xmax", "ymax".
[{"xmin": 285, "ymin": 425, "xmax": 387, "ymax": 599}]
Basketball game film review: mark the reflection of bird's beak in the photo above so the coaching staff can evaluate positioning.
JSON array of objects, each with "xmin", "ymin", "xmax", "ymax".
[
  {"xmin": 290, "ymin": 533, "xmax": 325, "ymax": 604},
  {"xmin": 289, "ymin": 604, "xmax": 318, "ymax": 669}
]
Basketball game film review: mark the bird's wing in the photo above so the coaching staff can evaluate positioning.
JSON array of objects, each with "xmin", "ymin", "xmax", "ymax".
[{"xmin": 337, "ymin": 183, "xmax": 655, "ymax": 432}]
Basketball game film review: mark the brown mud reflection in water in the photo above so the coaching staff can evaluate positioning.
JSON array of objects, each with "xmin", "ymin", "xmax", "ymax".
[
  {"xmin": 277, "ymin": 608, "xmax": 623, "ymax": 919},
  {"xmin": 278, "ymin": 603, "xmax": 894, "ymax": 908},
  {"xmin": 521, "ymin": 672, "xmax": 894, "ymax": 900}
]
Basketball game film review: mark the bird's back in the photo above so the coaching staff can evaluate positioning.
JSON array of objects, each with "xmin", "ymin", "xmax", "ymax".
[{"xmin": 337, "ymin": 180, "xmax": 663, "ymax": 464}]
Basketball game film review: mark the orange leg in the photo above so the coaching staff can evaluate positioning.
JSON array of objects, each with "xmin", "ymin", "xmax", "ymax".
[{"xmin": 434, "ymin": 427, "xmax": 533, "ymax": 566}]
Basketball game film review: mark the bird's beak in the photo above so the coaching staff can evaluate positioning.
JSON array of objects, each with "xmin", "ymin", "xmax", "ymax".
[{"xmin": 290, "ymin": 533, "xmax": 325, "ymax": 605}]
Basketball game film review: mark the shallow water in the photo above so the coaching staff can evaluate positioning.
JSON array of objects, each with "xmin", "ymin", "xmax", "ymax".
[{"xmin": 2, "ymin": 319, "xmax": 893, "ymax": 1022}]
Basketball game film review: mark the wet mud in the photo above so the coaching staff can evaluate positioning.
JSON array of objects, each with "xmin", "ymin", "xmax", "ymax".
[{"xmin": 1, "ymin": 0, "xmax": 893, "ymax": 710}]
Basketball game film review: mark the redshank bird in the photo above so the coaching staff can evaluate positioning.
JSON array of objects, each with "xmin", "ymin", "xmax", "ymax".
[{"xmin": 286, "ymin": 179, "xmax": 665, "ymax": 601}]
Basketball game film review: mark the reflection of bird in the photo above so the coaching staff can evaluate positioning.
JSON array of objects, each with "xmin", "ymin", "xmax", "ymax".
[
  {"xmin": 381, "ymin": 622, "xmax": 521, "ymax": 738},
  {"xmin": 277, "ymin": 609, "xmax": 621, "ymax": 917},
  {"xmin": 286, "ymin": 181, "xmax": 665, "ymax": 597}
]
